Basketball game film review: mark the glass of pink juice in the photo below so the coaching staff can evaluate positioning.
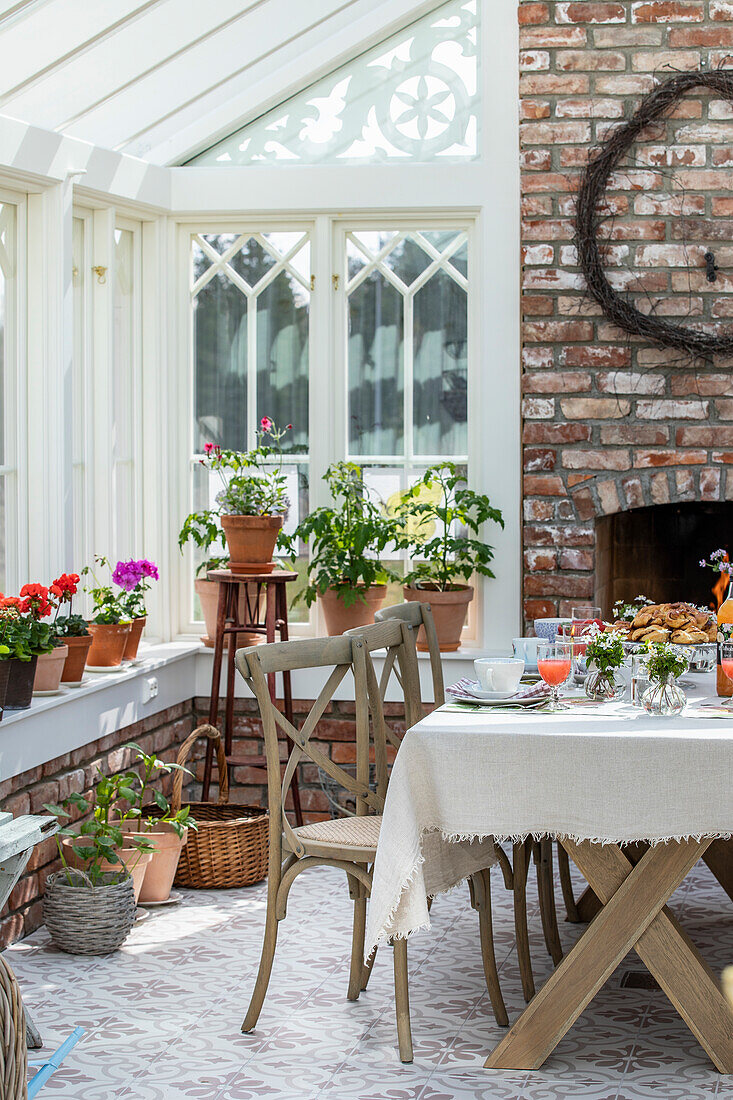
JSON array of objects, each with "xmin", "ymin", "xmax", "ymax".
[
  {"xmin": 537, "ymin": 641, "xmax": 573, "ymax": 712},
  {"xmin": 721, "ymin": 643, "xmax": 733, "ymax": 695}
]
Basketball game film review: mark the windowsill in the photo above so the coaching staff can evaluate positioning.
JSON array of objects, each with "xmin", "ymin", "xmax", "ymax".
[{"xmin": 0, "ymin": 643, "xmax": 200, "ymax": 781}]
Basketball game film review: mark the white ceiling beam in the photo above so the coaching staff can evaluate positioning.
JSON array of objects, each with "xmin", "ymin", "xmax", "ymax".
[
  {"xmin": 130, "ymin": 0, "xmax": 442, "ymax": 165},
  {"xmin": 0, "ymin": 0, "xmax": 162, "ymax": 100},
  {"xmin": 0, "ymin": 0, "xmax": 262, "ymax": 133}
]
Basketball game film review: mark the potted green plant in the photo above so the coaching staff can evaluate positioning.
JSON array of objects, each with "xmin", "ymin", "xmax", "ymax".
[
  {"xmin": 113, "ymin": 559, "xmax": 159, "ymax": 660},
  {"xmin": 178, "ymin": 511, "xmax": 229, "ymax": 645},
  {"xmin": 42, "ymin": 775, "xmax": 154, "ymax": 953},
  {"xmin": 117, "ymin": 744, "xmax": 195, "ymax": 903},
  {"xmin": 0, "ymin": 605, "xmax": 16, "ymax": 719},
  {"xmin": 290, "ymin": 461, "xmax": 405, "ymax": 634},
  {"xmin": 81, "ymin": 557, "xmax": 132, "ymax": 667},
  {"xmin": 2, "ymin": 588, "xmax": 58, "ymax": 708},
  {"xmin": 43, "ymin": 572, "xmax": 91, "ymax": 686},
  {"xmin": 194, "ymin": 418, "xmax": 291, "ymax": 575},
  {"xmin": 397, "ymin": 462, "xmax": 504, "ymax": 652}
]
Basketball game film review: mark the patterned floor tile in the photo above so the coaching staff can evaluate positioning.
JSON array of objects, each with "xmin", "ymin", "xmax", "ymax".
[{"xmin": 3, "ymin": 860, "xmax": 730, "ymax": 1099}]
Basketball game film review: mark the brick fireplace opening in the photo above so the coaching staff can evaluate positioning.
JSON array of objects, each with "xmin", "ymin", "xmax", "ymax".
[{"xmin": 594, "ymin": 502, "xmax": 732, "ymax": 618}]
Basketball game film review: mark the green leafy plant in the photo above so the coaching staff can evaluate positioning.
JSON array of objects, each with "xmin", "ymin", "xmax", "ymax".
[
  {"xmin": 123, "ymin": 743, "xmax": 197, "ymax": 838},
  {"xmin": 44, "ymin": 771, "xmax": 153, "ymax": 887},
  {"xmin": 290, "ymin": 462, "xmax": 405, "ymax": 609},
  {"xmin": 179, "ymin": 419, "xmax": 292, "ymax": 573},
  {"xmin": 81, "ymin": 556, "xmax": 132, "ymax": 624},
  {"xmin": 398, "ymin": 462, "xmax": 504, "ymax": 591},
  {"xmin": 612, "ymin": 595, "xmax": 654, "ymax": 624},
  {"xmin": 585, "ymin": 626, "xmax": 625, "ymax": 673},
  {"xmin": 54, "ymin": 613, "xmax": 90, "ymax": 638},
  {"xmin": 644, "ymin": 640, "xmax": 689, "ymax": 684}
]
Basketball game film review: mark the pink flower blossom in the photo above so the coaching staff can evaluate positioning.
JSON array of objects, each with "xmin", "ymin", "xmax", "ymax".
[{"xmin": 260, "ymin": 416, "xmax": 273, "ymax": 433}]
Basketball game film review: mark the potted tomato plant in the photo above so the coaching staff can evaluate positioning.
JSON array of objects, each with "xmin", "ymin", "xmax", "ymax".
[
  {"xmin": 194, "ymin": 418, "xmax": 291, "ymax": 575},
  {"xmin": 290, "ymin": 462, "xmax": 405, "ymax": 634},
  {"xmin": 81, "ymin": 557, "xmax": 132, "ymax": 667},
  {"xmin": 398, "ymin": 462, "xmax": 504, "ymax": 651},
  {"xmin": 113, "ymin": 559, "xmax": 159, "ymax": 660}
]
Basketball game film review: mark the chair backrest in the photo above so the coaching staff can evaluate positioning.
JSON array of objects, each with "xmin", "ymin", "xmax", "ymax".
[
  {"xmin": 235, "ymin": 636, "xmax": 382, "ymax": 860},
  {"xmin": 375, "ymin": 600, "xmax": 445, "ymax": 707},
  {"xmin": 343, "ymin": 616, "xmax": 425, "ymax": 792}
]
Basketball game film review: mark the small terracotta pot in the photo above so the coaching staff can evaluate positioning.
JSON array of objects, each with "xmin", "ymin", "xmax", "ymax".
[
  {"xmin": 60, "ymin": 635, "xmax": 93, "ymax": 683},
  {"xmin": 33, "ymin": 645, "xmax": 69, "ymax": 693},
  {"xmin": 61, "ymin": 837, "xmax": 153, "ymax": 904},
  {"xmin": 6, "ymin": 656, "xmax": 38, "ymax": 710},
  {"xmin": 403, "ymin": 584, "xmax": 474, "ymax": 652},
  {"xmin": 87, "ymin": 623, "xmax": 132, "ymax": 667},
  {"xmin": 0, "ymin": 661, "xmax": 10, "ymax": 721},
  {"xmin": 220, "ymin": 514, "xmax": 283, "ymax": 574},
  {"xmin": 121, "ymin": 821, "xmax": 188, "ymax": 904},
  {"xmin": 122, "ymin": 617, "xmax": 146, "ymax": 661},
  {"xmin": 319, "ymin": 584, "xmax": 387, "ymax": 635}
]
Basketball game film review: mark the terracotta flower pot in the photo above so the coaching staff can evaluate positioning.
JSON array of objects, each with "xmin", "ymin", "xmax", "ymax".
[
  {"xmin": 62, "ymin": 837, "xmax": 153, "ymax": 904},
  {"xmin": 86, "ymin": 623, "xmax": 132, "ymax": 667},
  {"xmin": 403, "ymin": 584, "xmax": 474, "ymax": 652},
  {"xmin": 121, "ymin": 821, "xmax": 188, "ymax": 904},
  {"xmin": 60, "ymin": 635, "xmax": 93, "ymax": 683},
  {"xmin": 122, "ymin": 616, "xmax": 146, "ymax": 661},
  {"xmin": 220, "ymin": 514, "xmax": 283, "ymax": 574},
  {"xmin": 319, "ymin": 584, "xmax": 387, "ymax": 635},
  {"xmin": 0, "ymin": 661, "xmax": 10, "ymax": 721},
  {"xmin": 6, "ymin": 656, "xmax": 38, "ymax": 710},
  {"xmin": 33, "ymin": 645, "xmax": 69, "ymax": 693},
  {"xmin": 195, "ymin": 577, "xmax": 264, "ymax": 648}
]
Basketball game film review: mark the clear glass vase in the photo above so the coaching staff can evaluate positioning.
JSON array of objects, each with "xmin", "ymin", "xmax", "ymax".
[
  {"xmin": 584, "ymin": 665, "xmax": 625, "ymax": 702},
  {"xmin": 641, "ymin": 673, "xmax": 686, "ymax": 717}
]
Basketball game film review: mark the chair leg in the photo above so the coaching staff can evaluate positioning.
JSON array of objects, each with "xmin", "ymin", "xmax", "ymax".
[
  {"xmin": 536, "ymin": 839, "xmax": 563, "ymax": 966},
  {"xmin": 348, "ymin": 891, "xmax": 367, "ymax": 1001},
  {"xmin": 557, "ymin": 841, "xmax": 580, "ymax": 922},
  {"xmin": 513, "ymin": 839, "xmax": 535, "ymax": 1003},
  {"xmin": 393, "ymin": 938, "xmax": 413, "ymax": 1064},
  {"xmin": 242, "ymin": 903, "xmax": 280, "ymax": 1033},
  {"xmin": 361, "ymin": 946, "xmax": 377, "ymax": 991},
  {"xmin": 471, "ymin": 870, "xmax": 508, "ymax": 1027}
]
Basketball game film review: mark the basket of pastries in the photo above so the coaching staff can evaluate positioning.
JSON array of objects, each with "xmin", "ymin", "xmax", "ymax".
[{"xmin": 604, "ymin": 601, "xmax": 716, "ymax": 646}]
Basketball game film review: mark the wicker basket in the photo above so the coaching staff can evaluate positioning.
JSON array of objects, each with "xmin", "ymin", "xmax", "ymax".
[
  {"xmin": 0, "ymin": 954, "xmax": 27, "ymax": 1099},
  {"xmin": 43, "ymin": 869, "xmax": 136, "ymax": 955},
  {"xmin": 170, "ymin": 724, "xmax": 268, "ymax": 889}
]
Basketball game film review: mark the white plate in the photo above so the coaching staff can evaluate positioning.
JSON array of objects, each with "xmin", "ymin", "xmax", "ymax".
[
  {"xmin": 32, "ymin": 688, "xmax": 67, "ymax": 697},
  {"xmin": 459, "ymin": 680, "xmax": 522, "ymax": 700},
  {"xmin": 62, "ymin": 678, "xmax": 88, "ymax": 688},
  {"xmin": 446, "ymin": 691, "xmax": 547, "ymax": 708}
]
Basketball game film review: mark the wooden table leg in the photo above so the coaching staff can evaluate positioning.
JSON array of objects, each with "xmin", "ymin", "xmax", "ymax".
[
  {"xmin": 703, "ymin": 838, "xmax": 733, "ymax": 904},
  {"xmin": 486, "ymin": 838, "xmax": 733, "ymax": 1073},
  {"xmin": 203, "ymin": 580, "xmax": 229, "ymax": 801}
]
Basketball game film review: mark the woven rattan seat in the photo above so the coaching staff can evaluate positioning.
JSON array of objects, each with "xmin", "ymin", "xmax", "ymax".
[{"xmin": 294, "ymin": 814, "xmax": 381, "ymax": 849}]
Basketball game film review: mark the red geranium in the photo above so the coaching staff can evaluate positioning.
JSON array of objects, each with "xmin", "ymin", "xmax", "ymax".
[
  {"xmin": 52, "ymin": 573, "xmax": 79, "ymax": 600},
  {"xmin": 19, "ymin": 583, "xmax": 52, "ymax": 619}
]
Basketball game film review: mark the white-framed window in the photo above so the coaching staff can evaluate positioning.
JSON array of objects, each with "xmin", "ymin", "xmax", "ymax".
[
  {"xmin": 113, "ymin": 218, "xmax": 143, "ymax": 558},
  {"xmin": 71, "ymin": 210, "xmax": 93, "ymax": 571},
  {"xmin": 179, "ymin": 215, "xmax": 475, "ymax": 640},
  {"xmin": 0, "ymin": 188, "xmax": 25, "ymax": 592}
]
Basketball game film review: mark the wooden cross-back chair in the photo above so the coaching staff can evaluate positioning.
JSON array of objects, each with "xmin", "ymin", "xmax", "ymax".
[
  {"xmin": 345, "ymin": 609, "xmax": 511, "ymax": 1027},
  {"xmin": 369, "ymin": 600, "xmax": 572, "ymax": 1001},
  {"xmin": 235, "ymin": 634, "xmax": 414, "ymax": 1063}
]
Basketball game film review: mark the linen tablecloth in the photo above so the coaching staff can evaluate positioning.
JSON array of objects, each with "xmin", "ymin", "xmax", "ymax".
[{"xmin": 365, "ymin": 673, "xmax": 733, "ymax": 955}]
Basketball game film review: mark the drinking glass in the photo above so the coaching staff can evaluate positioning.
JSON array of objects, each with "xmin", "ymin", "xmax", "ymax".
[
  {"xmin": 569, "ymin": 606, "xmax": 602, "ymax": 683},
  {"xmin": 721, "ymin": 643, "xmax": 733, "ymax": 705},
  {"xmin": 630, "ymin": 654, "xmax": 649, "ymax": 708},
  {"xmin": 537, "ymin": 641, "xmax": 573, "ymax": 712}
]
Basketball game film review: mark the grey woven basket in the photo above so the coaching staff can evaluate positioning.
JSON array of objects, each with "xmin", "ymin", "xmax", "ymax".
[
  {"xmin": 0, "ymin": 953, "xmax": 27, "ymax": 1099},
  {"xmin": 43, "ymin": 869, "xmax": 136, "ymax": 955}
]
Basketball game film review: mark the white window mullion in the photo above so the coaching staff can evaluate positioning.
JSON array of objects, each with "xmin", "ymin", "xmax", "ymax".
[{"xmin": 246, "ymin": 290, "xmax": 257, "ymax": 449}]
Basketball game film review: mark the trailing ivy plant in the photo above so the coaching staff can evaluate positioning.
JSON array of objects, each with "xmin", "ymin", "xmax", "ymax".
[
  {"xmin": 398, "ymin": 462, "xmax": 504, "ymax": 592},
  {"xmin": 290, "ymin": 462, "xmax": 405, "ymax": 609}
]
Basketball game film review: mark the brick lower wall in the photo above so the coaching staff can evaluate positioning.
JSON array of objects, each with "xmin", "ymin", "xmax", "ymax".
[
  {"xmin": 520, "ymin": 0, "xmax": 733, "ymax": 629},
  {"xmin": 0, "ymin": 696, "xmax": 404, "ymax": 948}
]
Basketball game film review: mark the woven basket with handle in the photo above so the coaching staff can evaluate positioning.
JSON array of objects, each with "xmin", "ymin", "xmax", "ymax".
[
  {"xmin": 0, "ymin": 953, "xmax": 26, "ymax": 1100},
  {"xmin": 172, "ymin": 724, "xmax": 268, "ymax": 889}
]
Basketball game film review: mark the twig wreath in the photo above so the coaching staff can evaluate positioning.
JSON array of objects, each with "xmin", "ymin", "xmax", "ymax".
[{"xmin": 575, "ymin": 68, "xmax": 733, "ymax": 358}]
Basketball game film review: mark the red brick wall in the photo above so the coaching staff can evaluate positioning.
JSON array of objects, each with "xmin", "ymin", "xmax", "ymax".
[{"xmin": 520, "ymin": 0, "xmax": 733, "ymax": 627}]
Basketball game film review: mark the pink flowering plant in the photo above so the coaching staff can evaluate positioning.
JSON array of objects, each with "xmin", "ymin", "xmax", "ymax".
[
  {"xmin": 179, "ymin": 418, "xmax": 292, "ymax": 573},
  {"xmin": 700, "ymin": 548, "xmax": 730, "ymax": 574},
  {"xmin": 113, "ymin": 559, "xmax": 159, "ymax": 618}
]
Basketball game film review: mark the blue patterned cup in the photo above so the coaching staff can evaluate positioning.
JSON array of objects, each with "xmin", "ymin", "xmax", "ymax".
[{"xmin": 533, "ymin": 617, "xmax": 570, "ymax": 642}]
